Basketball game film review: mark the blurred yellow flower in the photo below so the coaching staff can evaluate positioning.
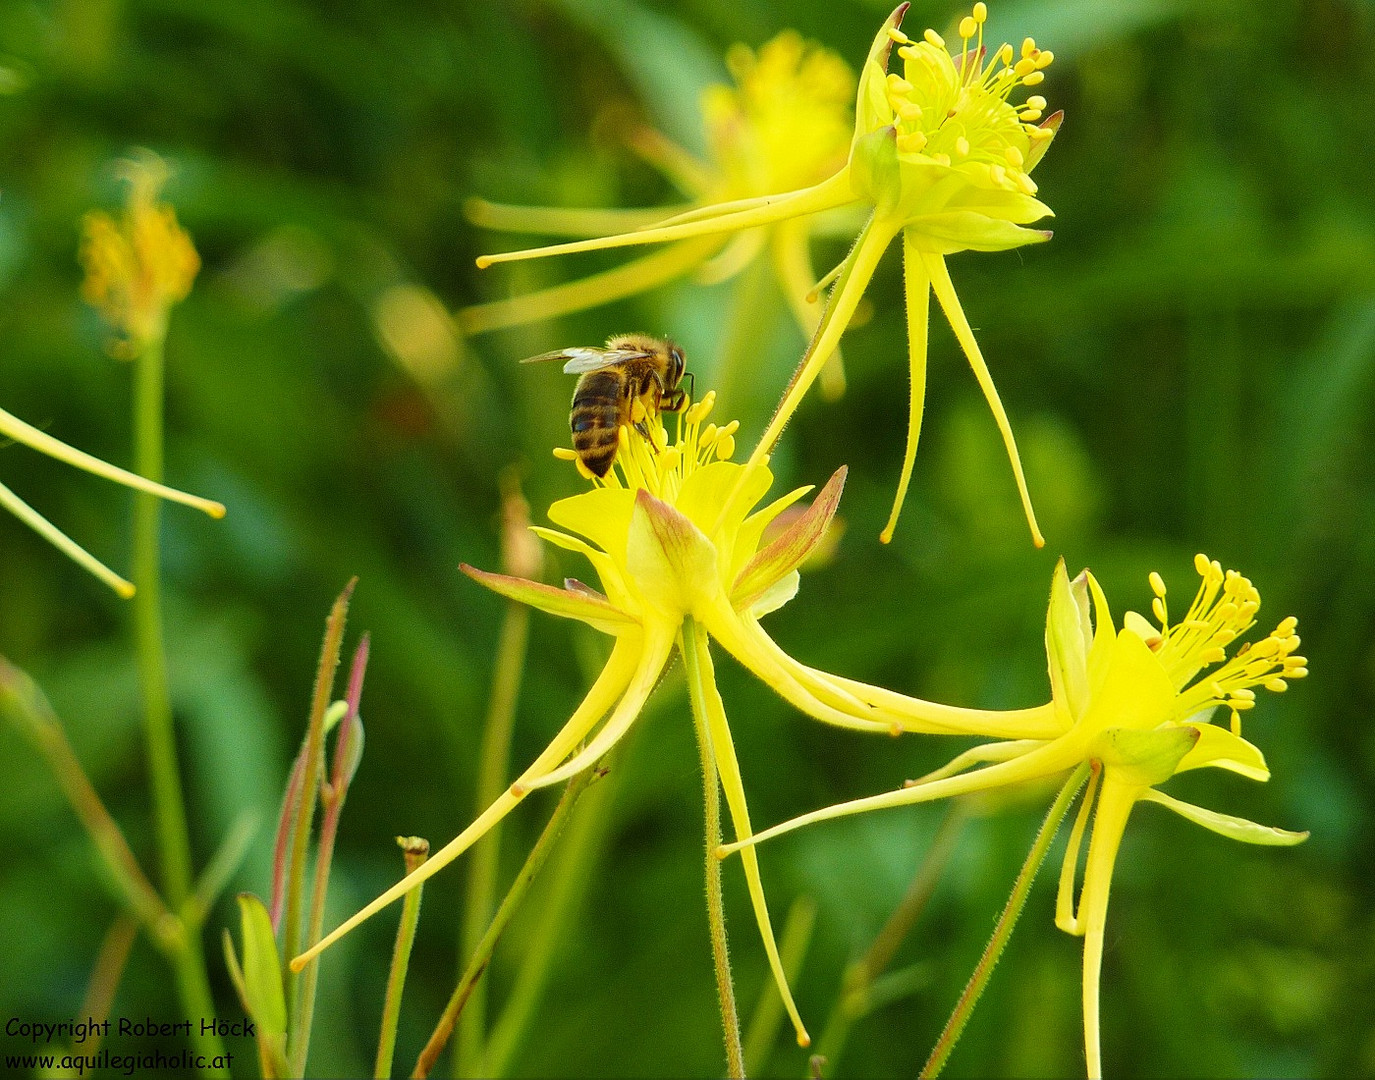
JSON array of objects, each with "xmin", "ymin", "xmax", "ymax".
[
  {"xmin": 476, "ymin": 4, "xmax": 1061, "ymax": 545},
  {"xmin": 80, "ymin": 149, "xmax": 200, "ymax": 356},
  {"xmin": 723, "ymin": 555, "xmax": 1308, "ymax": 1077},
  {"xmin": 289, "ymin": 389, "xmax": 1057, "ymax": 1041},
  {"xmin": 463, "ymin": 31, "xmax": 858, "ymax": 394},
  {"xmin": 0, "ymin": 404, "xmax": 224, "ymax": 596}
]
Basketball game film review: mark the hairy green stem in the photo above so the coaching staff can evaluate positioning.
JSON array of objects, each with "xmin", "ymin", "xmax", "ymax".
[
  {"xmin": 456, "ymin": 601, "xmax": 530, "ymax": 1077},
  {"xmin": 131, "ymin": 335, "xmax": 223, "ymax": 1069},
  {"xmin": 683, "ymin": 620, "xmax": 746, "ymax": 1079},
  {"xmin": 376, "ymin": 838, "xmax": 430, "ymax": 1079},
  {"xmin": 920, "ymin": 766, "xmax": 1091, "ymax": 1078},
  {"xmin": 412, "ymin": 766, "xmax": 597, "ymax": 1078}
]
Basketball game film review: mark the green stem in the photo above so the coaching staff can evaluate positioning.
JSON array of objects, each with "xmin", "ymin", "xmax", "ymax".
[
  {"xmin": 814, "ymin": 803, "xmax": 967, "ymax": 1075},
  {"xmin": 131, "ymin": 333, "xmax": 224, "ymax": 1070},
  {"xmin": 456, "ymin": 601, "xmax": 530, "ymax": 1077},
  {"xmin": 919, "ymin": 766, "xmax": 1091, "ymax": 1078},
  {"xmin": 285, "ymin": 583, "xmax": 355, "ymax": 1074},
  {"xmin": 376, "ymin": 838, "xmax": 430, "ymax": 1079},
  {"xmin": 412, "ymin": 767, "xmax": 598, "ymax": 1079},
  {"xmin": 682, "ymin": 621, "xmax": 746, "ymax": 1079}
]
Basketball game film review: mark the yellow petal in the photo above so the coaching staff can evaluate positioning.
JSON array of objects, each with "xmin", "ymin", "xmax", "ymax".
[
  {"xmin": 1175, "ymin": 722, "xmax": 1270, "ymax": 782},
  {"xmin": 906, "ymin": 212, "xmax": 1052, "ymax": 254},
  {"xmin": 1046, "ymin": 558, "xmax": 1091, "ymax": 723},
  {"xmin": 854, "ymin": 4, "xmax": 907, "ymax": 136},
  {"xmin": 460, "ymin": 564, "xmax": 636, "ymax": 635},
  {"xmin": 626, "ymin": 489, "xmax": 720, "ymax": 619},
  {"xmin": 732, "ymin": 467, "xmax": 846, "ymax": 608},
  {"xmin": 547, "ymin": 487, "xmax": 637, "ymax": 562},
  {"xmin": 1077, "ymin": 629, "xmax": 1174, "ymax": 739},
  {"xmin": 1139, "ymin": 789, "xmax": 1308, "ymax": 846}
]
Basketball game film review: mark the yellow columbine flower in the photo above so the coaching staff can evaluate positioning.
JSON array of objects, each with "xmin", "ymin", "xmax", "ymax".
[
  {"xmin": 289, "ymin": 390, "xmax": 1056, "ymax": 1041},
  {"xmin": 722, "ymin": 555, "xmax": 1308, "ymax": 1077},
  {"xmin": 79, "ymin": 149, "xmax": 200, "ymax": 357},
  {"xmin": 0, "ymin": 405, "xmax": 224, "ymax": 596},
  {"xmin": 463, "ymin": 32, "xmax": 858, "ymax": 394},
  {"xmin": 474, "ymin": 4, "xmax": 1060, "ymax": 544}
]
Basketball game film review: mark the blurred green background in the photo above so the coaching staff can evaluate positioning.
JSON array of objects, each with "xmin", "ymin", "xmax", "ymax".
[{"xmin": 1, "ymin": 0, "xmax": 1373, "ymax": 1076}]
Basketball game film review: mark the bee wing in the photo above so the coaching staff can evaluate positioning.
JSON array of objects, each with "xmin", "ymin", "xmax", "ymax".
[
  {"xmin": 558, "ymin": 348, "xmax": 653, "ymax": 374},
  {"xmin": 519, "ymin": 348, "xmax": 583, "ymax": 365}
]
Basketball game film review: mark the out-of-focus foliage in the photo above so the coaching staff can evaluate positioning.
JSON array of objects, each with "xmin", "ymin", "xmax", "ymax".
[{"xmin": 0, "ymin": 1, "xmax": 1371, "ymax": 1077}]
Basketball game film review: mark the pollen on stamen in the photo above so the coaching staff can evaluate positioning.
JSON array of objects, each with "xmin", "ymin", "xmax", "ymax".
[
  {"xmin": 973, "ymin": 3, "xmax": 988, "ymax": 23},
  {"xmin": 924, "ymin": 28, "xmax": 945, "ymax": 48},
  {"xmin": 959, "ymin": 16, "xmax": 977, "ymax": 39}
]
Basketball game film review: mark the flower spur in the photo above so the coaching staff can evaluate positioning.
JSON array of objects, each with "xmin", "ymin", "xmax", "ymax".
[
  {"xmin": 0, "ymin": 405, "xmax": 224, "ymax": 596},
  {"xmin": 720, "ymin": 555, "xmax": 1308, "ymax": 1077},
  {"xmin": 474, "ymin": 4, "xmax": 1061, "ymax": 545}
]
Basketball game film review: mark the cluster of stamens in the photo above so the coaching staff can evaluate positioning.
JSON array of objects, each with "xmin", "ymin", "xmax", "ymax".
[
  {"xmin": 882, "ymin": 4, "xmax": 1053, "ymax": 194},
  {"xmin": 1144, "ymin": 553, "xmax": 1308, "ymax": 734},
  {"xmin": 553, "ymin": 390, "xmax": 740, "ymax": 502}
]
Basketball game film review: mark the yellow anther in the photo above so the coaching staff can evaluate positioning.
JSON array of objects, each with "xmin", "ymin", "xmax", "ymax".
[
  {"xmin": 959, "ymin": 16, "xmax": 976, "ymax": 39},
  {"xmin": 1194, "ymin": 553, "xmax": 1212, "ymax": 576},
  {"xmin": 715, "ymin": 433, "xmax": 736, "ymax": 461},
  {"xmin": 1231, "ymin": 688, "xmax": 1256, "ymax": 701},
  {"xmin": 575, "ymin": 457, "xmax": 597, "ymax": 481},
  {"xmin": 553, "ymin": 446, "xmax": 579, "ymax": 461},
  {"xmin": 1021, "ymin": 37, "xmax": 1037, "ymax": 58},
  {"xmin": 896, "ymin": 131, "xmax": 928, "ymax": 154},
  {"xmin": 660, "ymin": 447, "xmax": 682, "ymax": 471},
  {"xmin": 1004, "ymin": 146, "xmax": 1024, "ymax": 167},
  {"xmin": 1250, "ymin": 638, "xmax": 1281, "ymax": 659},
  {"xmin": 997, "ymin": 43, "xmax": 1014, "ymax": 65},
  {"xmin": 1014, "ymin": 171, "xmax": 1037, "ymax": 194},
  {"xmin": 700, "ymin": 423, "xmax": 718, "ymax": 446},
  {"xmin": 1035, "ymin": 50, "xmax": 1054, "ymax": 68},
  {"xmin": 686, "ymin": 392, "xmax": 716, "ymax": 425},
  {"xmin": 1026, "ymin": 95, "xmax": 1047, "ymax": 110},
  {"xmin": 954, "ymin": 136, "xmax": 971, "ymax": 157},
  {"xmin": 973, "ymin": 3, "xmax": 988, "ymax": 23},
  {"xmin": 1230, "ymin": 711, "xmax": 1242, "ymax": 735},
  {"xmin": 887, "ymin": 27, "xmax": 912, "ymax": 44},
  {"xmin": 1022, "ymin": 70, "xmax": 1045, "ymax": 86},
  {"xmin": 1284, "ymin": 655, "xmax": 1308, "ymax": 669},
  {"xmin": 1151, "ymin": 597, "xmax": 1167, "ymax": 624},
  {"xmin": 719, "ymin": 420, "xmax": 740, "ymax": 437},
  {"xmin": 989, "ymin": 163, "xmax": 1007, "ymax": 185},
  {"xmin": 1018, "ymin": 110, "xmax": 1043, "ymax": 123},
  {"xmin": 1284, "ymin": 634, "xmax": 1301, "ymax": 652},
  {"xmin": 1230, "ymin": 697, "xmax": 1256, "ymax": 711},
  {"xmin": 1275, "ymin": 616, "xmax": 1298, "ymax": 635},
  {"xmin": 1014, "ymin": 57, "xmax": 1037, "ymax": 78},
  {"xmin": 886, "ymin": 73, "xmax": 914, "ymax": 95},
  {"xmin": 924, "ymin": 28, "xmax": 946, "ymax": 48},
  {"xmin": 630, "ymin": 399, "xmax": 648, "ymax": 424},
  {"xmin": 931, "ymin": 152, "xmax": 952, "ymax": 167},
  {"xmin": 1264, "ymin": 678, "xmax": 1288, "ymax": 693},
  {"xmin": 898, "ymin": 101, "xmax": 924, "ymax": 121},
  {"xmin": 1286, "ymin": 666, "xmax": 1309, "ymax": 679},
  {"xmin": 1149, "ymin": 571, "xmax": 1166, "ymax": 597},
  {"xmin": 1201, "ymin": 647, "xmax": 1227, "ymax": 664}
]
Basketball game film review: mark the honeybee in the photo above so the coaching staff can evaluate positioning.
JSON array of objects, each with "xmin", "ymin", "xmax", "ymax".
[{"xmin": 523, "ymin": 333, "xmax": 690, "ymax": 477}]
